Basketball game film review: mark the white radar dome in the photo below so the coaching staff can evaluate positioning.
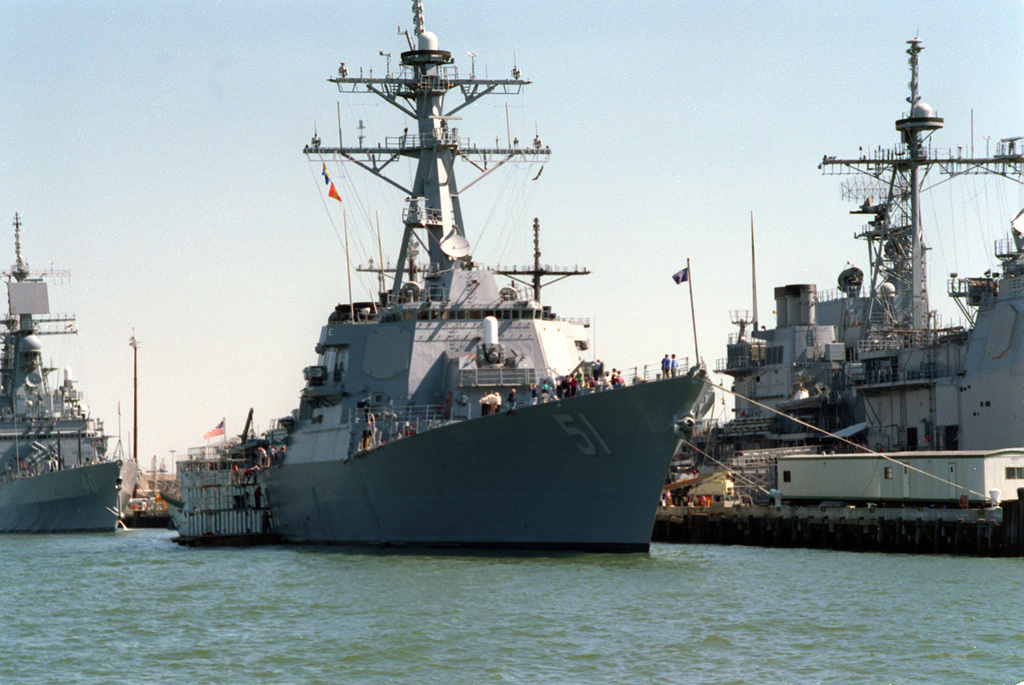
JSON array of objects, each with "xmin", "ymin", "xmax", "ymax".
[
  {"xmin": 419, "ymin": 30, "xmax": 439, "ymax": 51},
  {"xmin": 912, "ymin": 102, "xmax": 935, "ymax": 118}
]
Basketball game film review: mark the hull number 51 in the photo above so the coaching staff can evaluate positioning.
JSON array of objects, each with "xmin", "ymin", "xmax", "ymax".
[{"xmin": 553, "ymin": 414, "xmax": 611, "ymax": 455}]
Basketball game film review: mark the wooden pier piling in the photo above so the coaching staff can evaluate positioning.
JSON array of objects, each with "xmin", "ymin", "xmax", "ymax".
[{"xmin": 652, "ymin": 497, "xmax": 1024, "ymax": 556}]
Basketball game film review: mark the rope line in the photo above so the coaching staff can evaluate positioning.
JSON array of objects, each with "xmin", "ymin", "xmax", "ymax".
[{"xmin": 705, "ymin": 379, "xmax": 989, "ymax": 500}]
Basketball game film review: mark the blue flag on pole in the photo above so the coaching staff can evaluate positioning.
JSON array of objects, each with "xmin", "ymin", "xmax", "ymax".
[{"xmin": 672, "ymin": 267, "xmax": 689, "ymax": 284}]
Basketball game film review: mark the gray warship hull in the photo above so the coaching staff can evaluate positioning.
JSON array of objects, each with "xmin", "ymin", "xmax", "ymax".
[
  {"xmin": 0, "ymin": 214, "xmax": 123, "ymax": 533},
  {"xmin": 264, "ymin": 372, "xmax": 705, "ymax": 551},
  {"xmin": 0, "ymin": 460, "xmax": 125, "ymax": 533}
]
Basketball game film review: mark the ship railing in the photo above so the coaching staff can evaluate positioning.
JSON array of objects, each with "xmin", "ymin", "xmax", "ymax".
[
  {"xmin": 618, "ymin": 361, "xmax": 691, "ymax": 384},
  {"xmin": 852, "ymin": 364, "xmax": 953, "ymax": 386},
  {"xmin": 388, "ymin": 131, "xmax": 464, "ymax": 151},
  {"xmin": 402, "ymin": 199, "xmax": 444, "ymax": 226},
  {"xmin": 996, "ymin": 137, "xmax": 1023, "ymax": 159},
  {"xmin": 0, "ymin": 457, "xmax": 106, "ymax": 484},
  {"xmin": 995, "ymin": 237, "xmax": 1023, "ymax": 261},
  {"xmin": 716, "ymin": 354, "xmax": 760, "ymax": 373},
  {"xmin": 350, "ymin": 363, "xmax": 695, "ymax": 449},
  {"xmin": 415, "ymin": 73, "xmax": 452, "ymax": 92},
  {"xmin": 496, "ymin": 282, "xmax": 534, "ymax": 303},
  {"xmin": 186, "ymin": 445, "xmax": 228, "ymax": 461},
  {"xmin": 816, "ymin": 287, "xmax": 854, "ymax": 303},
  {"xmin": 350, "ymin": 403, "xmax": 453, "ymax": 448},
  {"xmin": 856, "ymin": 329, "xmax": 936, "ymax": 353}
]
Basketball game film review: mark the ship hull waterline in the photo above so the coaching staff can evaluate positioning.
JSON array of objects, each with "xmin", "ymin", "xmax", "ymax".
[
  {"xmin": 264, "ymin": 372, "xmax": 707, "ymax": 552},
  {"xmin": 0, "ymin": 460, "xmax": 127, "ymax": 533}
]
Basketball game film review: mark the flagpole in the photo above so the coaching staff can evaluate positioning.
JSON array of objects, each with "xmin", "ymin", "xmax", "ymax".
[
  {"xmin": 687, "ymin": 257, "xmax": 699, "ymax": 363},
  {"xmin": 222, "ymin": 417, "xmax": 226, "ymax": 447},
  {"xmin": 751, "ymin": 212, "xmax": 758, "ymax": 331},
  {"xmin": 344, "ymin": 210, "xmax": 354, "ymax": 317},
  {"xmin": 375, "ymin": 212, "xmax": 385, "ymax": 309}
]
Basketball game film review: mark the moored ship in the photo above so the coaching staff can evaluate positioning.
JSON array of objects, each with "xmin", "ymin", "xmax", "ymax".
[
  {"xmin": 683, "ymin": 38, "xmax": 1024, "ymax": 508},
  {"xmin": 0, "ymin": 214, "xmax": 136, "ymax": 532},
  {"xmin": 258, "ymin": 2, "xmax": 711, "ymax": 552}
]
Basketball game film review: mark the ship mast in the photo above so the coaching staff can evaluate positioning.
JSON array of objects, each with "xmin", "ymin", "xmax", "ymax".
[
  {"xmin": 305, "ymin": 1, "xmax": 550, "ymax": 303},
  {"xmin": 495, "ymin": 218, "xmax": 590, "ymax": 303},
  {"xmin": 821, "ymin": 37, "xmax": 1024, "ymax": 334},
  {"xmin": 12, "ymin": 213, "xmax": 28, "ymax": 283}
]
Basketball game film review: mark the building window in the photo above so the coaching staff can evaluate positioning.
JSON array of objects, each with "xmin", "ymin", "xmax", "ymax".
[
  {"xmin": 782, "ymin": 470, "xmax": 791, "ymax": 483},
  {"xmin": 884, "ymin": 467, "xmax": 893, "ymax": 480},
  {"xmin": 1006, "ymin": 467, "xmax": 1024, "ymax": 479}
]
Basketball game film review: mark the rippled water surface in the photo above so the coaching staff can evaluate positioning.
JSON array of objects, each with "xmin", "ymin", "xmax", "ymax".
[{"xmin": 2, "ymin": 529, "xmax": 1023, "ymax": 684}]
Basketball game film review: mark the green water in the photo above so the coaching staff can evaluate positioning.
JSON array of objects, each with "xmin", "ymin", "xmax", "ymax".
[{"xmin": 1, "ymin": 529, "xmax": 1022, "ymax": 684}]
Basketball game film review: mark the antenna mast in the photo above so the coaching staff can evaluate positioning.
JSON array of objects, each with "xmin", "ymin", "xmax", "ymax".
[
  {"xmin": 750, "ymin": 212, "xmax": 758, "ymax": 331},
  {"xmin": 494, "ymin": 218, "xmax": 590, "ymax": 302},
  {"xmin": 820, "ymin": 37, "xmax": 1023, "ymax": 335}
]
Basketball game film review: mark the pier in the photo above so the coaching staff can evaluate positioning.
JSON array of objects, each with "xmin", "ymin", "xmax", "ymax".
[{"xmin": 653, "ymin": 490, "xmax": 1024, "ymax": 556}]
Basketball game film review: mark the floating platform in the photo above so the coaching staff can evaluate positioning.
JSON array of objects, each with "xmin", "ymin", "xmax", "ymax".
[
  {"xmin": 171, "ymin": 447, "xmax": 278, "ymax": 547},
  {"xmin": 653, "ymin": 490, "xmax": 1024, "ymax": 556}
]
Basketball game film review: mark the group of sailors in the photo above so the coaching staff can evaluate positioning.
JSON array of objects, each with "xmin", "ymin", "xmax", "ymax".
[
  {"xmin": 475, "ymin": 364, "xmax": 637, "ymax": 418},
  {"xmin": 478, "ymin": 391, "xmax": 505, "ymax": 415},
  {"xmin": 535, "ymin": 368, "xmax": 627, "ymax": 403}
]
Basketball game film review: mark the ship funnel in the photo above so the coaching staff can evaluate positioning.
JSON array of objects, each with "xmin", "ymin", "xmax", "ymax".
[{"xmin": 773, "ymin": 284, "xmax": 817, "ymax": 327}]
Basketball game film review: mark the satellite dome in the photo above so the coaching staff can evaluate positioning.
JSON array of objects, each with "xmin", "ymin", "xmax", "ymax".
[
  {"xmin": 21, "ymin": 334, "xmax": 42, "ymax": 352},
  {"xmin": 912, "ymin": 102, "xmax": 935, "ymax": 119},
  {"xmin": 879, "ymin": 282, "xmax": 896, "ymax": 298},
  {"xmin": 419, "ymin": 30, "xmax": 439, "ymax": 51}
]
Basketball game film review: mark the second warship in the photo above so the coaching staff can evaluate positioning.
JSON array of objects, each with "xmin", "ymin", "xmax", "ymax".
[
  {"xmin": 0, "ymin": 214, "xmax": 137, "ymax": 532},
  {"xmin": 685, "ymin": 38, "xmax": 1024, "ymax": 507}
]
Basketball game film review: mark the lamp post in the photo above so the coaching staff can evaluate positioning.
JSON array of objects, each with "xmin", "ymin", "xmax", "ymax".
[{"xmin": 129, "ymin": 334, "xmax": 139, "ymax": 463}]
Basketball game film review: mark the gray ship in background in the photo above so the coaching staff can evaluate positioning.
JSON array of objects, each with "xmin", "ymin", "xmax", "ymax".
[
  {"xmin": 0, "ymin": 214, "xmax": 137, "ymax": 532},
  {"xmin": 685, "ymin": 38, "xmax": 1024, "ymax": 505},
  {"xmin": 258, "ymin": 1, "xmax": 711, "ymax": 552}
]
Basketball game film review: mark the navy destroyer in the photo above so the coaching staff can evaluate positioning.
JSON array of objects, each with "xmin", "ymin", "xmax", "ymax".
[
  {"xmin": 0, "ymin": 214, "xmax": 137, "ymax": 532},
  {"xmin": 686, "ymin": 38, "xmax": 1024, "ymax": 506},
  {"xmin": 258, "ymin": 2, "xmax": 710, "ymax": 551}
]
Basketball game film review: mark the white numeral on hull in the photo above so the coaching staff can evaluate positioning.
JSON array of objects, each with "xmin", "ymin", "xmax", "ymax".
[{"xmin": 554, "ymin": 414, "xmax": 612, "ymax": 455}]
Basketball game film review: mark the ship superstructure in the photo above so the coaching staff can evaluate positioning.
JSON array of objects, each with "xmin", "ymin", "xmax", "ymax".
[
  {"xmin": 260, "ymin": 2, "xmax": 711, "ymax": 551},
  {"xmin": 694, "ymin": 39, "xmax": 1024, "ymax": 501},
  {"xmin": 0, "ymin": 214, "xmax": 136, "ymax": 532}
]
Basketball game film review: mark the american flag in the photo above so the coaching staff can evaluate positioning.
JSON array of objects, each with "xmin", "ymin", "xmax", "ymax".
[{"xmin": 203, "ymin": 420, "xmax": 224, "ymax": 440}]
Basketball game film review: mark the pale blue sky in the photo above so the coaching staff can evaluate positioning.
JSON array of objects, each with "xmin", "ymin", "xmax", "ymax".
[{"xmin": 3, "ymin": 1, "xmax": 1022, "ymax": 467}]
